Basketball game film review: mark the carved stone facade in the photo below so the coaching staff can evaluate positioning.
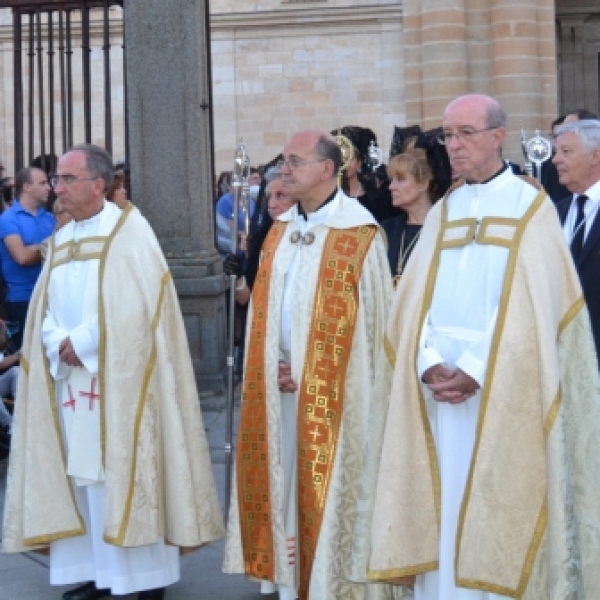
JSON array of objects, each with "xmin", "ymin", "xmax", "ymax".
[
  {"xmin": 0, "ymin": 2, "xmax": 598, "ymax": 174},
  {"xmin": 210, "ymin": 1, "xmax": 403, "ymax": 172},
  {"xmin": 556, "ymin": 0, "xmax": 600, "ymax": 118}
]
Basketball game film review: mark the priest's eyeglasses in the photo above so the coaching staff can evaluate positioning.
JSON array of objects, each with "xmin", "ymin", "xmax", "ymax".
[
  {"xmin": 277, "ymin": 157, "xmax": 327, "ymax": 171},
  {"xmin": 50, "ymin": 174, "xmax": 98, "ymax": 187},
  {"xmin": 437, "ymin": 127, "xmax": 498, "ymax": 145}
]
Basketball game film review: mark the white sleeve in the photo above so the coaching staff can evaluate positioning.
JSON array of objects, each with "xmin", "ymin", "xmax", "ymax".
[
  {"xmin": 42, "ymin": 311, "xmax": 99, "ymax": 378},
  {"xmin": 417, "ymin": 312, "xmax": 446, "ymax": 379},
  {"xmin": 42, "ymin": 308, "xmax": 70, "ymax": 380},
  {"xmin": 455, "ymin": 308, "xmax": 498, "ymax": 387},
  {"xmin": 68, "ymin": 315, "xmax": 99, "ymax": 375}
]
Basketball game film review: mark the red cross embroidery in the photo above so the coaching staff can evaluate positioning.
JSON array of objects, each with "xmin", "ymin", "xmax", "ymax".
[
  {"xmin": 62, "ymin": 384, "xmax": 77, "ymax": 411},
  {"xmin": 79, "ymin": 377, "xmax": 100, "ymax": 411}
]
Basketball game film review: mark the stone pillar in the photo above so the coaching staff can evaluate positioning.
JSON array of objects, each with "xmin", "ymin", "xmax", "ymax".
[
  {"xmin": 403, "ymin": 0, "xmax": 468, "ymax": 130},
  {"xmin": 403, "ymin": 0, "xmax": 558, "ymax": 163},
  {"xmin": 124, "ymin": 0, "xmax": 228, "ymax": 394}
]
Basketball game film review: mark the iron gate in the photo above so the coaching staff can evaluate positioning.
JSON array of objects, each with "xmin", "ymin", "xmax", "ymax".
[{"xmin": 1, "ymin": 0, "xmax": 126, "ymax": 174}]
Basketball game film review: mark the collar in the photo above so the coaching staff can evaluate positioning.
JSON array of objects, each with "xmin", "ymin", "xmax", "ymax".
[
  {"xmin": 13, "ymin": 199, "xmax": 42, "ymax": 216},
  {"xmin": 466, "ymin": 162, "xmax": 508, "ymax": 185},
  {"xmin": 572, "ymin": 179, "xmax": 600, "ymax": 206},
  {"xmin": 297, "ymin": 188, "xmax": 338, "ymax": 220},
  {"xmin": 73, "ymin": 200, "xmax": 106, "ymax": 225}
]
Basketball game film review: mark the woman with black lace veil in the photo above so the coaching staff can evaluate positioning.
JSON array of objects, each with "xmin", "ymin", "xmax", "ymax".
[{"xmin": 333, "ymin": 126, "xmax": 395, "ymax": 223}]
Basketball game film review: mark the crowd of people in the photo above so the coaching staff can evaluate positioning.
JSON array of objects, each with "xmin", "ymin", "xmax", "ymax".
[
  {"xmin": 1, "ymin": 92, "xmax": 600, "ymax": 600},
  {"xmin": 219, "ymin": 95, "xmax": 600, "ymax": 600}
]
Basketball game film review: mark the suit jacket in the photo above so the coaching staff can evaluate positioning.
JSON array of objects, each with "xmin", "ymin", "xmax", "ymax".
[{"xmin": 557, "ymin": 195, "xmax": 600, "ymax": 363}]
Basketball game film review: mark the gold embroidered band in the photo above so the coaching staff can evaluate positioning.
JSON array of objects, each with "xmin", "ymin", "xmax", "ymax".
[
  {"xmin": 441, "ymin": 217, "xmax": 520, "ymax": 249},
  {"xmin": 477, "ymin": 217, "xmax": 520, "ymax": 248},
  {"xmin": 440, "ymin": 218, "xmax": 477, "ymax": 248},
  {"xmin": 296, "ymin": 225, "xmax": 376, "ymax": 600},
  {"xmin": 51, "ymin": 236, "xmax": 109, "ymax": 269}
]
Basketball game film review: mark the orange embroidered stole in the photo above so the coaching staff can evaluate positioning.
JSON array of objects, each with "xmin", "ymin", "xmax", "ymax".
[
  {"xmin": 237, "ymin": 221, "xmax": 287, "ymax": 581},
  {"xmin": 237, "ymin": 222, "xmax": 376, "ymax": 600}
]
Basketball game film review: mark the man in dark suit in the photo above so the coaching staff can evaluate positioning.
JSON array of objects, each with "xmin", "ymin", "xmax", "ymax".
[{"xmin": 554, "ymin": 119, "xmax": 600, "ymax": 363}]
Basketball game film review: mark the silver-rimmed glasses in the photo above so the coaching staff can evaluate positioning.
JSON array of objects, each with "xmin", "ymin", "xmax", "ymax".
[{"xmin": 437, "ymin": 127, "xmax": 498, "ymax": 145}]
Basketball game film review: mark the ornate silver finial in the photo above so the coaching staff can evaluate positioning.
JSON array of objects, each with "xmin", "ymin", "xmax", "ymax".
[
  {"xmin": 519, "ymin": 123, "xmax": 552, "ymax": 181},
  {"xmin": 368, "ymin": 140, "xmax": 383, "ymax": 171}
]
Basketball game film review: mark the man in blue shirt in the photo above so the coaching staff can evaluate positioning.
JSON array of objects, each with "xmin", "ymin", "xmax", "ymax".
[
  {"xmin": 0, "ymin": 167, "xmax": 55, "ymax": 348},
  {"xmin": 216, "ymin": 177, "xmax": 257, "ymax": 235}
]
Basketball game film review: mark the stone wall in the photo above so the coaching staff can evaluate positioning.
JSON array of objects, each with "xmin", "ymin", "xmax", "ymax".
[
  {"xmin": 210, "ymin": 2, "xmax": 403, "ymax": 172},
  {"xmin": 0, "ymin": 2, "xmax": 597, "ymax": 176}
]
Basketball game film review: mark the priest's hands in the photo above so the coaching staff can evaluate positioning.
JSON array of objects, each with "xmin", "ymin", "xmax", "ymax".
[
  {"xmin": 422, "ymin": 364, "xmax": 479, "ymax": 404},
  {"xmin": 278, "ymin": 360, "xmax": 297, "ymax": 393},
  {"xmin": 59, "ymin": 337, "xmax": 83, "ymax": 368}
]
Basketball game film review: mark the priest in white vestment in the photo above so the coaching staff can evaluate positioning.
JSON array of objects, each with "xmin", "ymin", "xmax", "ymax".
[
  {"xmin": 353, "ymin": 95, "xmax": 600, "ymax": 600},
  {"xmin": 2, "ymin": 145, "xmax": 225, "ymax": 600},
  {"xmin": 223, "ymin": 131, "xmax": 408, "ymax": 600}
]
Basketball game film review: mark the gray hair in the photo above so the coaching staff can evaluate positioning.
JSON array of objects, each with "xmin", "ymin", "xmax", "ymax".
[
  {"xmin": 315, "ymin": 134, "xmax": 342, "ymax": 176},
  {"xmin": 68, "ymin": 144, "xmax": 114, "ymax": 192},
  {"xmin": 555, "ymin": 119, "xmax": 600, "ymax": 154},
  {"xmin": 486, "ymin": 102, "xmax": 507, "ymax": 129},
  {"xmin": 264, "ymin": 165, "xmax": 283, "ymax": 185}
]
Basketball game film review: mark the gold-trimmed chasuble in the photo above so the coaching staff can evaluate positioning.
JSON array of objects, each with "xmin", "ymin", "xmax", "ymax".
[
  {"xmin": 235, "ymin": 220, "xmax": 376, "ymax": 600},
  {"xmin": 296, "ymin": 225, "xmax": 375, "ymax": 600}
]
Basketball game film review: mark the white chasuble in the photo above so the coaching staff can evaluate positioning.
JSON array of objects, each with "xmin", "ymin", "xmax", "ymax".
[
  {"xmin": 2, "ymin": 200, "xmax": 224, "ymax": 576},
  {"xmin": 362, "ymin": 169, "xmax": 600, "ymax": 600},
  {"xmin": 415, "ymin": 170, "xmax": 534, "ymax": 600},
  {"xmin": 42, "ymin": 201, "xmax": 179, "ymax": 594}
]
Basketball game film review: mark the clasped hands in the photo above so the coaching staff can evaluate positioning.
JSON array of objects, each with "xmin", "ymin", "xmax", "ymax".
[
  {"xmin": 59, "ymin": 337, "xmax": 83, "ymax": 367},
  {"xmin": 276, "ymin": 360, "xmax": 478, "ymax": 403},
  {"xmin": 422, "ymin": 364, "xmax": 479, "ymax": 404},
  {"xmin": 277, "ymin": 360, "xmax": 297, "ymax": 393}
]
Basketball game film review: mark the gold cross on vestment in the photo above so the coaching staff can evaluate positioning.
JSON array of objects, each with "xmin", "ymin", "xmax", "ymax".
[
  {"xmin": 337, "ymin": 237, "xmax": 355, "ymax": 255},
  {"xmin": 329, "ymin": 298, "xmax": 345, "ymax": 318},
  {"xmin": 309, "ymin": 425, "xmax": 323, "ymax": 443}
]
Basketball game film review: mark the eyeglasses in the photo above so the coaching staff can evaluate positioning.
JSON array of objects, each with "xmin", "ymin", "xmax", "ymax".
[
  {"xmin": 437, "ymin": 127, "xmax": 498, "ymax": 145},
  {"xmin": 50, "ymin": 174, "xmax": 98, "ymax": 187},
  {"xmin": 277, "ymin": 157, "xmax": 327, "ymax": 171}
]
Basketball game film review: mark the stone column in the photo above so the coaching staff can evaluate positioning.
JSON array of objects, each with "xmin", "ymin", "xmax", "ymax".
[
  {"xmin": 403, "ymin": 0, "xmax": 558, "ymax": 163},
  {"xmin": 124, "ymin": 0, "xmax": 228, "ymax": 394},
  {"xmin": 403, "ymin": 0, "xmax": 468, "ymax": 130}
]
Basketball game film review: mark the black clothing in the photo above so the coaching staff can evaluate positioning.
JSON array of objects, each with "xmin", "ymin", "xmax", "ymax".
[
  {"xmin": 380, "ymin": 212, "xmax": 423, "ymax": 277},
  {"xmin": 556, "ymin": 195, "xmax": 600, "ymax": 365},
  {"xmin": 357, "ymin": 186, "xmax": 397, "ymax": 224}
]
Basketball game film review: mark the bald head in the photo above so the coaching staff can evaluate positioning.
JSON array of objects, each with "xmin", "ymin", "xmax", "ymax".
[
  {"xmin": 280, "ymin": 130, "xmax": 342, "ymax": 211},
  {"xmin": 286, "ymin": 130, "xmax": 342, "ymax": 176},
  {"xmin": 442, "ymin": 94, "xmax": 507, "ymax": 183},
  {"xmin": 444, "ymin": 94, "xmax": 507, "ymax": 130}
]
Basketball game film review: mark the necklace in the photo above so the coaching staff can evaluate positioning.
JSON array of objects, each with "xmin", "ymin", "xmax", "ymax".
[{"xmin": 392, "ymin": 226, "xmax": 422, "ymax": 289}]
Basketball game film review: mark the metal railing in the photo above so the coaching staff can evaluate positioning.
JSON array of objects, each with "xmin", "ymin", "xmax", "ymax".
[{"xmin": 1, "ymin": 0, "xmax": 125, "ymax": 173}]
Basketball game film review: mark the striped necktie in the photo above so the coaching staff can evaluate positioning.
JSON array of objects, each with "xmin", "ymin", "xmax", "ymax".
[{"xmin": 570, "ymin": 194, "xmax": 588, "ymax": 262}]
